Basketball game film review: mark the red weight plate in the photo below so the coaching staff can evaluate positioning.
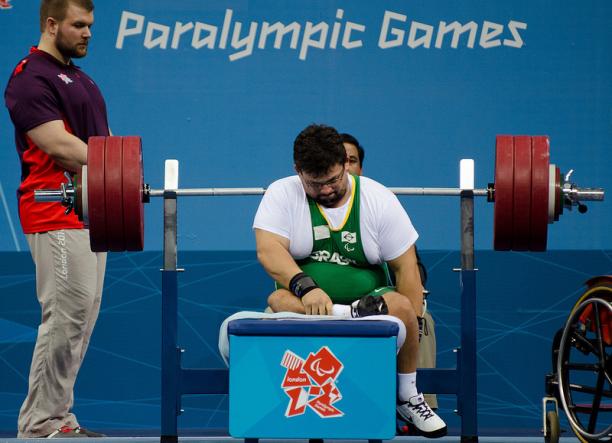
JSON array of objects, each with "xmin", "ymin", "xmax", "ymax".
[
  {"xmin": 74, "ymin": 171, "xmax": 82, "ymax": 221},
  {"xmin": 554, "ymin": 166, "xmax": 562, "ymax": 221},
  {"xmin": 512, "ymin": 136, "xmax": 532, "ymax": 251},
  {"xmin": 530, "ymin": 136, "xmax": 550, "ymax": 251},
  {"xmin": 87, "ymin": 136, "xmax": 107, "ymax": 252},
  {"xmin": 493, "ymin": 135, "xmax": 514, "ymax": 250},
  {"xmin": 104, "ymin": 136, "xmax": 125, "ymax": 251},
  {"xmin": 122, "ymin": 136, "xmax": 145, "ymax": 251}
]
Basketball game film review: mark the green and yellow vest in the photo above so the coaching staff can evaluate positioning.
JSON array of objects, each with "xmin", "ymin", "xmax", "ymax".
[{"xmin": 296, "ymin": 175, "xmax": 389, "ymax": 304}]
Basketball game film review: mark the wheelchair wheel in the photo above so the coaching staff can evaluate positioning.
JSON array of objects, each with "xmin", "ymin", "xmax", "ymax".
[
  {"xmin": 545, "ymin": 410, "xmax": 560, "ymax": 443},
  {"xmin": 557, "ymin": 279, "xmax": 612, "ymax": 443}
]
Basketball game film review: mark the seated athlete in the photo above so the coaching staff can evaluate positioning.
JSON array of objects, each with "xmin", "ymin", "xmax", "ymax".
[
  {"xmin": 253, "ymin": 123, "xmax": 447, "ymax": 437},
  {"xmin": 341, "ymin": 132, "xmax": 439, "ymax": 411}
]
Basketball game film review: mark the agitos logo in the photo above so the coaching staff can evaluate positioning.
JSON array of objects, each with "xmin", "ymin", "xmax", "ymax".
[
  {"xmin": 0, "ymin": 0, "xmax": 13, "ymax": 10},
  {"xmin": 280, "ymin": 346, "xmax": 344, "ymax": 418}
]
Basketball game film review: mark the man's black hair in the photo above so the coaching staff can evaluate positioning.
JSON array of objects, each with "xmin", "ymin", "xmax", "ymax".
[
  {"xmin": 294, "ymin": 124, "xmax": 346, "ymax": 176},
  {"xmin": 340, "ymin": 132, "xmax": 365, "ymax": 167}
]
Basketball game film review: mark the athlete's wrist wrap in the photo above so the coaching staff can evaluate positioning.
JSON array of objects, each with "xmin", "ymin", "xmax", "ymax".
[{"xmin": 289, "ymin": 272, "xmax": 318, "ymax": 299}]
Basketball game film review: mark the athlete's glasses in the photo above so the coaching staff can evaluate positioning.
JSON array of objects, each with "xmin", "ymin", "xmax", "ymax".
[{"xmin": 301, "ymin": 167, "xmax": 345, "ymax": 191}]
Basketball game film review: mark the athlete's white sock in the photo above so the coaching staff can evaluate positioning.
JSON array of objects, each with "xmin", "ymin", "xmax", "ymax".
[
  {"xmin": 331, "ymin": 304, "xmax": 351, "ymax": 317},
  {"xmin": 398, "ymin": 372, "xmax": 419, "ymax": 402}
]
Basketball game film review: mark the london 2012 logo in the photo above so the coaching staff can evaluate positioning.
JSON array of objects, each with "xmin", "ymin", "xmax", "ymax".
[
  {"xmin": 0, "ymin": 0, "xmax": 13, "ymax": 10},
  {"xmin": 280, "ymin": 346, "xmax": 344, "ymax": 418}
]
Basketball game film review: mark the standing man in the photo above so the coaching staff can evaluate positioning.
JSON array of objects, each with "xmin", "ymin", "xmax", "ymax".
[
  {"xmin": 5, "ymin": 0, "xmax": 108, "ymax": 438},
  {"xmin": 253, "ymin": 124, "xmax": 447, "ymax": 437}
]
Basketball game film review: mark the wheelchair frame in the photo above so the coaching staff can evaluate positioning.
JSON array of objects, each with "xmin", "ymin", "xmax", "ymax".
[{"xmin": 543, "ymin": 276, "xmax": 612, "ymax": 443}]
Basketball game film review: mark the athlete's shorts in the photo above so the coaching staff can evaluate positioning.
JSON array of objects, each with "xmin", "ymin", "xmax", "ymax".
[
  {"xmin": 367, "ymin": 286, "xmax": 395, "ymax": 298},
  {"xmin": 299, "ymin": 261, "xmax": 390, "ymax": 304}
]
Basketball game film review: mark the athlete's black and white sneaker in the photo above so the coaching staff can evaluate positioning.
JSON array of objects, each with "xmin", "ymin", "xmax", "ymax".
[
  {"xmin": 396, "ymin": 393, "xmax": 447, "ymax": 438},
  {"xmin": 350, "ymin": 294, "xmax": 388, "ymax": 317}
]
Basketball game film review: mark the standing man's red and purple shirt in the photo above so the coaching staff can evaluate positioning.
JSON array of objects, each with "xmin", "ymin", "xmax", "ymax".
[{"xmin": 4, "ymin": 46, "xmax": 109, "ymax": 233}]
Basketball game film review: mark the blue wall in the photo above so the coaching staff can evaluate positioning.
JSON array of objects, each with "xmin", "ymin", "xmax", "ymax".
[
  {"xmin": 0, "ymin": 1, "xmax": 610, "ymax": 251},
  {"xmin": 1, "ymin": 250, "xmax": 611, "ymax": 436},
  {"xmin": 0, "ymin": 0, "xmax": 611, "ymax": 437}
]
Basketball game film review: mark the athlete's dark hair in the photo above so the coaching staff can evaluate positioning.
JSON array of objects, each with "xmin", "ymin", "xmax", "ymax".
[
  {"xmin": 294, "ymin": 124, "xmax": 346, "ymax": 176},
  {"xmin": 40, "ymin": 0, "xmax": 94, "ymax": 32},
  {"xmin": 340, "ymin": 133, "xmax": 365, "ymax": 167}
]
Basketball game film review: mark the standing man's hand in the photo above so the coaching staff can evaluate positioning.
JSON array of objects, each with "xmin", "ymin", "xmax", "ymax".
[{"xmin": 302, "ymin": 288, "xmax": 333, "ymax": 315}]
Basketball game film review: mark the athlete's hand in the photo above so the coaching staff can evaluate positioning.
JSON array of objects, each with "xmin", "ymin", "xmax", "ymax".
[{"xmin": 302, "ymin": 288, "xmax": 333, "ymax": 315}]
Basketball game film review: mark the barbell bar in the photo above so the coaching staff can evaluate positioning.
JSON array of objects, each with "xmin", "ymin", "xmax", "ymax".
[{"xmin": 35, "ymin": 135, "xmax": 604, "ymax": 253}]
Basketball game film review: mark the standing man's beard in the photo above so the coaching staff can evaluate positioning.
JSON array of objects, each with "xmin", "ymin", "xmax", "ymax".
[{"xmin": 56, "ymin": 31, "xmax": 88, "ymax": 59}]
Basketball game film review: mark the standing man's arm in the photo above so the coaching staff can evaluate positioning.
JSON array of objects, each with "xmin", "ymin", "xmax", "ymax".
[
  {"xmin": 387, "ymin": 245, "xmax": 424, "ymax": 317},
  {"xmin": 26, "ymin": 120, "xmax": 87, "ymax": 172}
]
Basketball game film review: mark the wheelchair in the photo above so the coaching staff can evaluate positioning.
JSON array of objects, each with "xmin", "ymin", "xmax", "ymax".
[{"xmin": 543, "ymin": 275, "xmax": 612, "ymax": 443}]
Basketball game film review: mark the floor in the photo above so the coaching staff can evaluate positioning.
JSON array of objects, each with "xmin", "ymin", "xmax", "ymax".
[{"xmin": 0, "ymin": 437, "xmax": 583, "ymax": 443}]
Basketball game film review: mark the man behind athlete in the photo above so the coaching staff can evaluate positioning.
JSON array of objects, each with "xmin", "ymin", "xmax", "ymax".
[
  {"xmin": 253, "ymin": 124, "xmax": 447, "ymax": 437},
  {"xmin": 340, "ymin": 132, "xmax": 438, "ymax": 411}
]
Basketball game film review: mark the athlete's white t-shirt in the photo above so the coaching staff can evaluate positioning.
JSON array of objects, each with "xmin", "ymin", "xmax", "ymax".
[{"xmin": 253, "ymin": 175, "xmax": 418, "ymax": 264}]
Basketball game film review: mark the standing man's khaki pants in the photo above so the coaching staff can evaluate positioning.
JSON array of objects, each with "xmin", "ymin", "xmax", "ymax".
[{"xmin": 18, "ymin": 229, "xmax": 106, "ymax": 438}]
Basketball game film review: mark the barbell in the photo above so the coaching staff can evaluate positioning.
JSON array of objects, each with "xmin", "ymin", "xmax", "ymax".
[{"xmin": 35, "ymin": 135, "xmax": 604, "ymax": 253}]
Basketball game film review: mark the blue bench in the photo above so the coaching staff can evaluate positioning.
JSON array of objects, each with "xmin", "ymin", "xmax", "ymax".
[{"xmin": 228, "ymin": 319, "xmax": 398, "ymax": 440}]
